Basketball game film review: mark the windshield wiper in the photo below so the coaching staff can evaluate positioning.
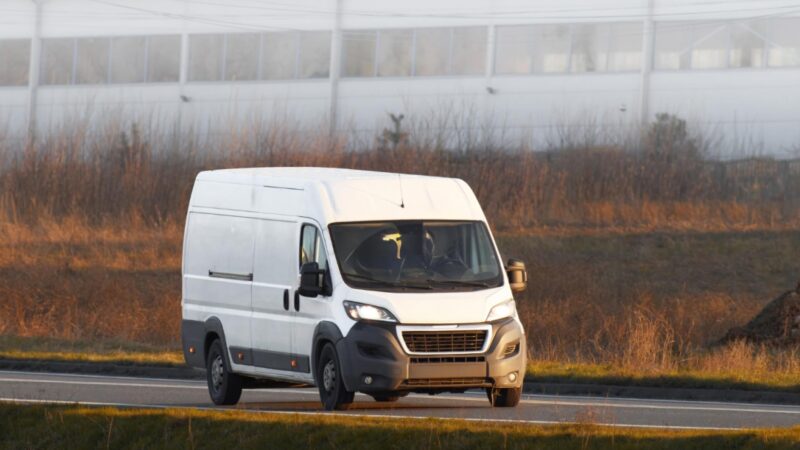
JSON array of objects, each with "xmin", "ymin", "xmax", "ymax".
[
  {"xmin": 424, "ymin": 279, "xmax": 494, "ymax": 288},
  {"xmin": 343, "ymin": 273, "xmax": 433, "ymax": 290}
]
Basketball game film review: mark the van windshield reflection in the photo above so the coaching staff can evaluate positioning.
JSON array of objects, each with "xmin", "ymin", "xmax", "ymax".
[{"xmin": 329, "ymin": 221, "xmax": 503, "ymax": 292}]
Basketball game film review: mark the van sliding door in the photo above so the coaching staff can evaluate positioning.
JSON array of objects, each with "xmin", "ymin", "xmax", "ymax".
[
  {"xmin": 183, "ymin": 212, "xmax": 254, "ymax": 368},
  {"xmin": 250, "ymin": 219, "xmax": 298, "ymax": 372}
]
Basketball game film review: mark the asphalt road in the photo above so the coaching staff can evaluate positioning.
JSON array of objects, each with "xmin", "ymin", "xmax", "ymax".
[{"xmin": 1, "ymin": 370, "xmax": 799, "ymax": 430}]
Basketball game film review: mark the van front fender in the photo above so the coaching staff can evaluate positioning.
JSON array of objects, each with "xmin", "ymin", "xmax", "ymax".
[{"xmin": 311, "ymin": 321, "xmax": 344, "ymax": 385}]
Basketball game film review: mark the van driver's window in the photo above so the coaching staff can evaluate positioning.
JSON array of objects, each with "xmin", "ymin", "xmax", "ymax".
[{"xmin": 300, "ymin": 224, "xmax": 328, "ymax": 270}]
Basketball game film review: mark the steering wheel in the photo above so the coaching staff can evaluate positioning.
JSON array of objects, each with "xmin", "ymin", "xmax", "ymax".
[{"xmin": 432, "ymin": 251, "xmax": 469, "ymax": 278}]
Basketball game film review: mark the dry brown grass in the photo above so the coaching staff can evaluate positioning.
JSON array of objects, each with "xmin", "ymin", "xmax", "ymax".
[
  {"xmin": 0, "ymin": 221, "xmax": 181, "ymax": 344},
  {"xmin": 506, "ymin": 230, "xmax": 800, "ymax": 382}
]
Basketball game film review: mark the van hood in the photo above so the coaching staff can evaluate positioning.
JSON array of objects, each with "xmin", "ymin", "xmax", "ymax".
[{"xmin": 341, "ymin": 285, "xmax": 512, "ymax": 325}]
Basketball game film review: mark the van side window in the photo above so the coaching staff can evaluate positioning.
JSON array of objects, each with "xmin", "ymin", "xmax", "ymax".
[{"xmin": 300, "ymin": 224, "xmax": 328, "ymax": 271}]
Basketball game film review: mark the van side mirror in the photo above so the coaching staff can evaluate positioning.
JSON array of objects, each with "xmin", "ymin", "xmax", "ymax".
[
  {"xmin": 299, "ymin": 262, "xmax": 328, "ymax": 297},
  {"xmin": 506, "ymin": 259, "xmax": 527, "ymax": 293}
]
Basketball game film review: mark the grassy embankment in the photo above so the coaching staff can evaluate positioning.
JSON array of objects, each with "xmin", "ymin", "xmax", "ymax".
[{"xmin": 3, "ymin": 404, "xmax": 800, "ymax": 449}]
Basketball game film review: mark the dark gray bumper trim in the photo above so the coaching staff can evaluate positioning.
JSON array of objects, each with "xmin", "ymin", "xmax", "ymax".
[
  {"xmin": 337, "ymin": 318, "xmax": 526, "ymax": 394},
  {"xmin": 229, "ymin": 346, "xmax": 310, "ymax": 373}
]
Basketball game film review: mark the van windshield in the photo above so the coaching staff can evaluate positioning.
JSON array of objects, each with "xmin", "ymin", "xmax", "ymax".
[{"xmin": 329, "ymin": 221, "xmax": 503, "ymax": 292}]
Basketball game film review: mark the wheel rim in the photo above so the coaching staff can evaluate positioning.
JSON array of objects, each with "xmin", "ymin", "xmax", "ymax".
[
  {"xmin": 211, "ymin": 354, "xmax": 224, "ymax": 391},
  {"xmin": 322, "ymin": 359, "xmax": 336, "ymax": 392}
]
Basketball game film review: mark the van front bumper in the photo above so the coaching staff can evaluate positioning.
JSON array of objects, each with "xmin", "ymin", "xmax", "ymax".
[{"xmin": 336, "ymin": 317, "xmax": 526, "ymax": 394}]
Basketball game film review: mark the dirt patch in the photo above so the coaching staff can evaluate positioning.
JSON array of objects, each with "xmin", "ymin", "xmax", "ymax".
[{"xmin": 719, "ymin": 283, "xmax": 800, "ymax": 346}]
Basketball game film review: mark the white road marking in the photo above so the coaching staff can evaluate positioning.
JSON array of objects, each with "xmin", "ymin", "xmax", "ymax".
[{"xmin": 0, "ymin": 397, "xmax": 743, "ymax": 431}]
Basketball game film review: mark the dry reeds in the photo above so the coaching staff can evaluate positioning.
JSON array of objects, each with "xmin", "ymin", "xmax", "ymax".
[{"xmin": 1, "ymin": 113, "xmax": 799, "ymax": 231}]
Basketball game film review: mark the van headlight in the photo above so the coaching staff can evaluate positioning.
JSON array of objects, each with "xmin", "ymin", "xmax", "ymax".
[
  {"xmin": 486, "ymin": 299, "xmax": 517, "ymax": 322},
  {"xmin": 343, "ymin": 301, "xmax": 398, "ymax": 323}
]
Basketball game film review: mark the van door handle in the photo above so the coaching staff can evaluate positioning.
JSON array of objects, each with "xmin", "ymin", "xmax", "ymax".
[
  {"xmin": 209, "ymin": 270, "xmax": 253, "ymax": 282},
  {"xmin": 283, "ymin": 290, "xmax": 289, "ymax": 311},
  {"xmin": 294, "ymin": 291, "xmax": 300, "ymax": 312}
]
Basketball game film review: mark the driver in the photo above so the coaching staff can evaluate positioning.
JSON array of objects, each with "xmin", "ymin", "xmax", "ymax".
[{"xmin": 395, "ymin": 224, "xmax": 434, "ymax": 274}]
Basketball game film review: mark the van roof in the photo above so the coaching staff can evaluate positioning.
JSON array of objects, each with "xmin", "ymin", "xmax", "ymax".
[
  {"xmin": 198, "ymin": 167, "xmax": 406, "ymax": 186},
  {"xmin": 192, "ymin": 167, "xmax": 487, "ymax": 224}
]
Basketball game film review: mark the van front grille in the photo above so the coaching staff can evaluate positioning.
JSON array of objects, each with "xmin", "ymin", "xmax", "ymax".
[
  {"xmin": 402, "ymin": 330, "xmax": 487, "ymax": 353},
  {"xmin": 410, "ymin": 356, "xmax": 485, "ymax": 364}
]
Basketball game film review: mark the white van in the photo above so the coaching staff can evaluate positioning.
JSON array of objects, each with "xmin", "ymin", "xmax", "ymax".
[{"xmin": 181, "ymin": 168, "xmax": 528, "ymax": 410}]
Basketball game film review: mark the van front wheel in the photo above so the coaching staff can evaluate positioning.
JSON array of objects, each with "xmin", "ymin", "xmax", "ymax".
[
  {"xmin": 206, "ymin": 339, "xmax": 243, "ymax": 405},
  {"xmin": 317, "ymin": 343, "xmax": 354, "ymax": 411},
  {"xmin": 487, "ymin": 387, "xmax": 522, "ymax": 407}
]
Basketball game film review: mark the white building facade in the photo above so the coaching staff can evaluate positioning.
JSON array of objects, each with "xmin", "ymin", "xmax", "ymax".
[{"xmin": 1, "ymin": 0, "xmax": 799, "ymax": 155}]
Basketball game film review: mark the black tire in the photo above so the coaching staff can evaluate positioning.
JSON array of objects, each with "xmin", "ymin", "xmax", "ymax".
[
  {"xmin": 206, "ymin": 339, "xmax": 243, "ymax": 405},
  {"xmin": 487, "ymin": 387, "xmax": 522, "ymax": 408},
  {"xmin": 316, "ymin": 343, "xmax": 354, "ymax": 411},
  {"xmin": 371, "ymin": 394, "xmax": 400, "ymax": 403}
]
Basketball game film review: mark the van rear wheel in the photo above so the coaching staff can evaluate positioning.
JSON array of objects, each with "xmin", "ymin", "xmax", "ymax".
[
  {"xmin": 206, "ymin": 339, "xmax": 243, "ymax": 405},
  {"xmin": 317, "ymin": 343, "xmax": 354, "ymax": 411}
]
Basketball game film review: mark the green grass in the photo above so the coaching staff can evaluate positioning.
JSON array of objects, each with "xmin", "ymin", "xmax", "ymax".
[
  {"xmin": 2, "ymin": 404, "xmax": 800, "ymax": 450},
  {"xmin": 0, "ymin": 335, "xmax": 183, "ymax": 366},
  {"xmin": 527, "ymin": 361, "xmax": 800, "ymax": 393}
]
